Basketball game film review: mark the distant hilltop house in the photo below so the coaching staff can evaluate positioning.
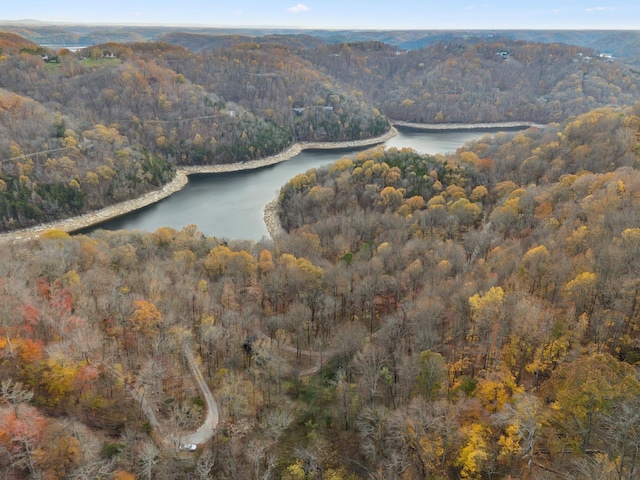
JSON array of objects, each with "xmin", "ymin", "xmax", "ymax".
[
  {"xmin": 576, "ymin": 52, "xmax": 612, "ymax": 63},
  {"xmin": 293, "ymin": 106, "xmax": 334, "ymax": 115},
  {"xmin": 40, "ymin": 53, "xmax": 60, "ymax": 63},
  {"xmin": 496, "ymin": 51, "xmax": 509, "ymax": 59}
]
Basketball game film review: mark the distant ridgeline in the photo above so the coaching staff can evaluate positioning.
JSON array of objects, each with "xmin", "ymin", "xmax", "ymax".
[{"xmin": 2, "ymin": 23, "xmax": 639, "ymax": 61}]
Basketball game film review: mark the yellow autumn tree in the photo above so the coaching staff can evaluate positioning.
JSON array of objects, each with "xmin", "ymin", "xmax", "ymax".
[
  {"xmin": 562, "ymin": 271, "xmax": 597, "ymax": 316},
  {"xmin": 449, "ymin": 198, "xmax": 483, "ymax": 227},
  {"xmin": 468, "ymin": 286, "xmax": 505, "ymax": 342},
  {"xmin": 41, "ymin": 353, "xmax": 80, "ymax": 407},
  {"xmin": 379, "ymin": 186, "xmax": 405, "ymax": 211},
  {"xmin": 226, "ymin": 250, "xmax": 256, "ymax": 285},
  {"xmin": 475, "ymin": 369, "xmax": 522, "ymax": 414},
  {"xmin": 520, "ymin": 245, "xmax": 550, "ymax": 294},
  {"xmin": 468, "ymin": 286, "xmax": 506, "ymax": 370},
  {"xmin": 282, "ymin": 460, "xmax": 305, "ymax": 480},
  {"xmin": 457, "ymin": 423, "xmax": 491, "ymax": 479},
  {"xmin": 129, "ymin": 300, "xmax": 163, "ymax": 338},
  {"xmin": 469, "ymin": 185, "xmax": 488, "ymax": 202},
  {"xmin": 257, "ymin": 249, "xmax": 274, "ymax": 277},
  {"xmin": 204, "ymin": 244, "xmax": 233, "ymax": 278}
]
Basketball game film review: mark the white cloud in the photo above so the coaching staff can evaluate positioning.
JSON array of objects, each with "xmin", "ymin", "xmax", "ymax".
[
  {"xmin": 286, "ymin": 3, "xmax": 311, "ymax": 13},
  {"xmin": 585, "ymin": 7, "xmax": 614, "ymax": 12}
]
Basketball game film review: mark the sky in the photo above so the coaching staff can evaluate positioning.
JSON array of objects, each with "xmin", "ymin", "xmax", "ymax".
[{"xmin": 2, "ymin": 0, "xmax": 640, "ymax": 30}]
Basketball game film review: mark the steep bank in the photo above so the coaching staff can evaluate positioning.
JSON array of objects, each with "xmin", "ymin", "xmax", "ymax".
[
  {"xmin": 390, "ymin": 120, "xmax": 546, "ymax": 130},
  {"xmin": 263, "ymin": 198, "xmax": 285, "ymax": 239},
  {"xmin": 0, "ymin": 128, "xmax": 398, "ymax": 243}
]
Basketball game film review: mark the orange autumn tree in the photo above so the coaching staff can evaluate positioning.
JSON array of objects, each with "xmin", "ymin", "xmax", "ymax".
[
  {"xmin": 128, "ymin": 300, "xmax": 163, "ymax": 354},
  {"xmin": 0, "ymin": 403, "xmax": 47, "ymax": 478}
]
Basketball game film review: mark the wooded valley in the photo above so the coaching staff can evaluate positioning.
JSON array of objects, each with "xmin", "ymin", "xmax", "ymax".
[
  {"xmin": 1, "ymin": 32, "xmax": 639, "ymax": 231},
  {"xmin": 1, "ymin": 28, "xmax": 640, "ymax": 479}
]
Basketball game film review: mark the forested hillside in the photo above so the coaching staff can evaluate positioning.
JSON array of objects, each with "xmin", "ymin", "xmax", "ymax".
[
  {"xmin": 2, "ymin": 106, "xmax": 640, "ymax": 478},
  {"xmin": 304, "ymin": 39, "xmax": 640, "ymax": 123},
  {"xmin": 3, "ymin": 29, "xmax": 640, "ymax": 478},
  {"xmin": 0, "ymin": 31, "xmax": 40, "ymax": 53},
  {"xmin": 126, "ymin": 41, "xmax": 388, "ymax": 142},
  {"xmin": 1, "ymin": 30, "xmax": 640, "ymax": 233},
  {"xmin": 0, "ymin": 36, "xmax": 383, "ymax": 232}
]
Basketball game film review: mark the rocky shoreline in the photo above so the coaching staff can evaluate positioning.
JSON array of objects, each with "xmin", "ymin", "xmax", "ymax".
[
  {"xmin": 0, "ymin": 120, "xmax": 543, "ymax": 244},
  {"xmin": 0, "ymin": 128, "xmax": 398, "ymax": 244},
  {"xmin": 390, "ymin": 119, "xmax": 546, "ymax": 130},
  {"xmin": 262, "ymin": 198, "xmax": 286, "ymax": 239}
]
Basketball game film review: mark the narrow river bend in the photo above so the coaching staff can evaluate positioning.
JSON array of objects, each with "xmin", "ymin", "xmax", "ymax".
[{"xmin": 85, "ymin": 127, "xmax": 517, "ymax": 241}]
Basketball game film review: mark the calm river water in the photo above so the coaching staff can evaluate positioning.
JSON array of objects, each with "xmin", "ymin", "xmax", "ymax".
[{"xmin": 88, "ymin": 127, "xmax": 515, "ymax": 241}]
